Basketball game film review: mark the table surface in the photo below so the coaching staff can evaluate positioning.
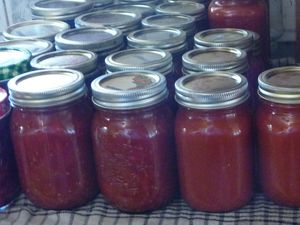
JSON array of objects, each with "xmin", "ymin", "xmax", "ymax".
[{"xmin": 0, "ymin": 193, "xmax": 299, "ymax": 225}]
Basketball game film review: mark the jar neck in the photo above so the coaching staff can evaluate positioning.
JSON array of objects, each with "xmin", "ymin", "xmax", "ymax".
[{"xmin": 258, "ymin": 98, "xmax": 300, "ymax": 111}]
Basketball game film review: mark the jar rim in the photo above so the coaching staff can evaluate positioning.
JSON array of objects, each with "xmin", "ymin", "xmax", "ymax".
[
  {"xmin": 258, "ymin": 66, "xmax": 300, "ymax": 104},
  {"xmin": 91, "ymin": 70, "xmax": 168, "ymax": 110},
  {"xmin": 175, "ymin": 71, "xmax": 249, "ymax": 109}
]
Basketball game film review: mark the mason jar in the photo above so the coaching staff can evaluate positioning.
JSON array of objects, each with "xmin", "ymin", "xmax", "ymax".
[
  {"xmin": 142, "ymin": 14, "xmax": 196, "ymax": 49},
  {"xmin": 194, "ymin": 28, "xmax": 266, "ymax": 101},
  {"xmin": 8, "ymin": 69, "xmax": 98, "ymax": 209},
  {"xmin": 127, "ymin": 28, "xmax": 187, "ymax": 78},
  {"xmin": 257, "ymin": 66, "xmax": 300, "ymax": 207},
  {"xmin": 30, "ymin": 0, "xmax": 94, "ymax": 28},
  {"xmin": 155, "ymin": 1, "xmax": 208, "ymax": 31},
  {"xmin": 30, "ymin": 50, "xmax": 101, "ymax": 93},
  {"xmin": 2, "ymin": 20, "xmax": 70, "ymax": 42},
  {"xmin": 75, "ymin": 10, "xmax": 142, "ymax": 36},
  {"xmin": 175, "ymin": 71, "xmax": 253, "ymax": 212},
  {"xmin": 105, "ymin": 48, "xmax": 177, "ymax": 111},
  {"xmin": 0, "ymin": 39, "xmax": 53, "ymax": 57},
  {"xmin": 0, "ymin": 87, "xmax": 20, "ymax": 211},
  {"xmin": 104, "ymin": 3, "xmax": 155, "ymax": 18},
  {"xmin": 0, "ymin": 48, "xmax": 31, "ymax": 91},
  {"xmin": 182, "ymin": 47, "xmax": 248, "ymax": 76},
  {"xmin": 55, "ymin": 27, "xmax": 124, "ymax": 72},
  {"xmin": 91, "ymin": 70, "xmax": 177, "ymax": 212}
]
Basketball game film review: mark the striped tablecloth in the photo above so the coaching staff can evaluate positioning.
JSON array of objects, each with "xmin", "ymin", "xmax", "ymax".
[{"xmin": 0, "ymin": 193, "xmax": 299, "ymax": 225}]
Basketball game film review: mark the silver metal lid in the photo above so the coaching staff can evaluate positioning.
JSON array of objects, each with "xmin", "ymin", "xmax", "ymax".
[
  {"xmin": 127, "ymin": 28, "xmax": 187, "ymax": 54},
  {"xmin": 155, "ymin": 2, "xmax": 206, "ymax": 21},
  {"xmin": 258, "ymin": 66, "xmax": 300, "ymax": 104},
  {"xmin": 3, "ymin": 20, "xmax": 70, "ymax": 42},
  {"xmin": 0, "ymin": 39, "xmax": 53, "ymax": 57},
  {"xmin": 118, "ymin": 0, "xmax": 161, "ymax": 6},
  {"xmin": 167, "ymin": 0, "xmax": 208, "ymax": 5},
  {"xmin": 105, "ymin": 48, "xmax": 173, "ymax": 76},
  {"xmin": 142, "ymin": 14, "xmax": 196, "ymax": 37},
  {"xmin": 31, "ymin": 10, "xmax": 92, "ymax": 22},
  {"xmin": 182, "ymin": 47, "xmax": 248, "ymax": 75},
  {"xmin": 175, "ymin": 71, "xmax": 249, "ymax": 109},
  {"xmin": 30, "ymin": 0, "xmax": 93, "ymax": 16},
  {"xmin": 8, "ymin": 69, "xmax": 87, "ymax": 108},
  {"xmin": 75, "ymin": 10, "xmax": 142, "ymax": 35},
  {"xmin": 104, "ymin": 3, "xmax": 155, "ymax": 18},
  {"xmin": 30, "ymin": 50, "xmax": 98, "ymax": 74},
  {"xmin": 194, "ymin": 28, "xmax": 253, "ymax": 52},
  {"xmin": 91, "ymin": 70, "xmax": 168, "ymax": 109},
  {"xmin": 55, "ymin": 27, "xmax": 124, "ymax": 56},
  {"xmin": 93, "ymin": 0, "xmax": 114, "ymax": 8}
]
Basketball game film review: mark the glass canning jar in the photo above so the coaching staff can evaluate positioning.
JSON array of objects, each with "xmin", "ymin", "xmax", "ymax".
[
  {"xmin": 91, "ymin": 70, "xmax": 177, "ymax": 212},
  {"xmin": 104, "ymin": 3, "xmax": 155, "ymax": 19},
  {"xmin": 75, "ymin": 10, "xmax": 142, "ymax": 36},
  {"xmin": 182, "ymin": 47, "xmax": 248, "ymax": 76},
  {"xmin": 175, "ymin": 71, "xmax": 253, "ymax": 212},
  {"xmin": 30, "ymin": 49, "xmax": 101, "ymax": 93},
  {"xmin": 194, "ymin": 28, "xmax": 266, "ymax": 102},
  {"xmin": 0, "ymin": 87, "xmax": 20, "ymax": 210},
  {"xmin": 142, "ymin": 14, "xmax": 196, "ymax": 49},
  {"xmin": 257, "ymin": 66, "xmax": 300, "ymax": 207},
  {"xmin": 30, "ymin": 0, "xmax": 94, "ymax": 28},
  {"xmin": 55, "ymin": 27, "xmax": 124, "ymax": 73},
  {"xmin": 3, "ymin": 20, "xmax": 70, "ymax": 42},
  {"xmin": 155, "ymin": 1, "xmax": 208, "ymax": 31},
  {"xmin": 8, "ymin": 69, "xmax": 98, "ymax": 209},
  {"xmin": 105, "ymin": 48, "xmax": 177, "ymax": 111},
  {"xmin": 208, "ymin": 0, "xmax": 270, "ymax": 63},
  {"xmin": 127, "ymin": 28, "xmax": 188, "ymax": 79}
]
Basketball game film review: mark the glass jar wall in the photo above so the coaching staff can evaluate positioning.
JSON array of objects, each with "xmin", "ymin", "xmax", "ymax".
[
  {"xmin": 8, "ymin": 69, "xmax": 98, "ymax": 210},
  {"xmin": 91, "ymin": 71, "xmax": 178, "ymax": 212},
  {"xmin": 175, "ymin": 72, "xmax": 253, "ymax": 212}
]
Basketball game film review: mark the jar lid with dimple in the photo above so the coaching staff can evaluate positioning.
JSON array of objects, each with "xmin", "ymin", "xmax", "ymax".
[
  {"xmin": 91, "ymin": 70, "xmax": 168, "ymax": 110},
  {"xmin": 175, "ymin": 71, "xmax": 249, "ymax": 109},
  {"xmin": 75, "ymin": 10, "xmax": 142, "ymax": 35},
  {"xmin": 155, "ymin": 2, "xmax": 206, "ymax": 21},
  {"xmin": 0, "ymin": 39, "xmax": 53, "ymax": 57},
  {"xmin": 0, "ymin": 48, "xmax": 31, "ymax": 81},
  {"xmin": 93, "ymin": 0, "xmax": 113, "ymax": 8},
  {"xmin": 142, "ymin": 14, "xmax": 196, "ymax": 37},
  {"xmin": 55, "ymin": 27, "xmax": 124, "ymax": 56},
  {"xmin": 3, "ymin": 20, "xmax": 70, "ymax": 42},
  {"xmin": 194, "ymin": 28, "xmax": 253, "ymax": 52},
  {"xmin": 105, "ymin": 48, "xmax": 173, "ymax": 76},
  {"xmin": 258, "ymin": 66, "xmax": 300, "ymax": 104},
  {"xmin": 182, "ymin": 47, "xmax": 248, "ymax": 75},
  {"xmin": 30, "ymin": 0, "xmax": 93, "ymax": 17},
  {"xmin": 127, "ymin": 28, "xmax": 187, "ymax": 54},
  {"xmin": 104, "ymin": 3, "xmax": 155, "ymax": 18},
  {"xmin": 8, "ymin": 69, "xmax": 86, "ymax": 108},
  {"xmin": 30, "ymin": 50, "xmax": 98, "ymax": 75}
]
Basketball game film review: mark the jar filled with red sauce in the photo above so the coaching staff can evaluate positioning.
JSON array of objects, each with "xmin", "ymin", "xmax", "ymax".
[
  {"xmin": 208, "ymin": 0, "xmax": 270, "ymax": 63},
  {"xmin": 105, "ymin": 48, "xmax": 177, "ymax": 111},
  {"xmin": 175, "ymin": 71, "xmax": 253, "ymax": 212},
  {"xmin": 127, "ymin": 28, "xmax": 188, "ymax": 79},
  {"xmin": 0, "ymin": 87, "xmax": 20, "ymax": 210},
  {"xmin": 91, "ymin": 70, "xmax": 177, "ymax": 212},
  {"xmin": 257, "ymin": 66, "xmax": 300, "ymax": 207},
  {"xmin": 8, "ymin": 69, "xmax": 98, "ymax": 209},
  {"xmin": 194, "ymin": 28, "xmax": 267, "ymax": 103}
]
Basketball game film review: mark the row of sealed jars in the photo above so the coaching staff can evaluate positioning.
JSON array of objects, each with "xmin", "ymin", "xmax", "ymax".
[{"xmin": 3, "ymin": 66, "xmax": 300, "ymax": 212}]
